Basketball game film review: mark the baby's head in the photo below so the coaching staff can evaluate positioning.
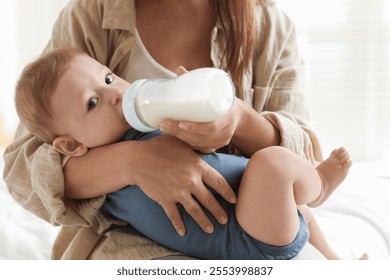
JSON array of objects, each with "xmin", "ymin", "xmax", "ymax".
[
  {"xmin": 15, "ymin": 48, "xmax": 131, "ymax": 156},
  {"xmin": 15, "ymin": 48, "xmax": 80, "ymax": 144}
]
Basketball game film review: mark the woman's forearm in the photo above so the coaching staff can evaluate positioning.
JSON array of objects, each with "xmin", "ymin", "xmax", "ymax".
[
  {"xmin": 63, "ymin": 141, "xmax": 140, "ymax": 199},
  {"xmin": 64, "ymin": 134, "xmax": 236, "ymax": 234},
  {"xmin": 231, "ymin": 100, "xmax": 281, "ymax": 157}
]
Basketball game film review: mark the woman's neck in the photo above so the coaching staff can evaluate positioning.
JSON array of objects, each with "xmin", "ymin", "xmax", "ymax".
[{"xmin": 135, "ymin": 0, "xmax": 215, "ymax": 71}]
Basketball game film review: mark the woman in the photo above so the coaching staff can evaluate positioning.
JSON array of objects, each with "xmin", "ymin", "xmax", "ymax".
[{"xmin": 3, "ymin": 0, "xmax": 322, "ymax": 259}]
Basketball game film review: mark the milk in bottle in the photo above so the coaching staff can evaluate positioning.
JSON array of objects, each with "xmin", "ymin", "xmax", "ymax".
[{"xmin": 122, "ymin": 67, "xmax": 235, "ymax": 132}]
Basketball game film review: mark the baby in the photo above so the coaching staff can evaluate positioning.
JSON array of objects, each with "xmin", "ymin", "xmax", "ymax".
[{"xmin": 15, "ymin": 48, "xmax": 364, "ymax": 259}]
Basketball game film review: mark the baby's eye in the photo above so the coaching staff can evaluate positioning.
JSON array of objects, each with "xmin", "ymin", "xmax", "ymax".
[
  {"xmin": 105, "ymin": 73, "xmax": 114, "ymax": 84},
  {"xmin": 87, "ymin": 97, "xmax": 99, "ymax": 111}
]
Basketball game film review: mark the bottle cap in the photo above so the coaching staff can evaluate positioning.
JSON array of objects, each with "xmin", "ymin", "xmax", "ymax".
[{"xmin": 122, "ymin": 79, "xmax": 156, "ymax": 132}]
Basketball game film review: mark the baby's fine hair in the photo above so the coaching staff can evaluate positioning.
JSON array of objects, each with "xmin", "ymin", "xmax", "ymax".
[{"xmin": 15, "ymin": 48, "xmax": 86, "ymax": 143}]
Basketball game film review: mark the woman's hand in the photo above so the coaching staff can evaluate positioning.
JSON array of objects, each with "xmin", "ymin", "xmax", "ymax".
[
  {"xmin": 159, "ymin": 97, "xmax": 242, "ymax": 153},
  {"xmin": 131, "ymin": 134, "xmax": 237, "ymax": 236},
  {"xmin": 160, "ymin": 97, "xmax": 281, "ymax": 157}
]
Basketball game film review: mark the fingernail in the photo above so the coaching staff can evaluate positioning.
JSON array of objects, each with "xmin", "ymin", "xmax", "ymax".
[
  {"xmin": 205, "ymin": 225, "xmax": 214, "ymax": 233},
  {"xmin": 178, "ymin": 122, "xmax": 188, "ymax": 130},
  {"xmin": 230, "ymin": 196, "xmax": 237, "ymax": 204},
  {"xmin": 220, "ymin": 216, "xmax": 228, "ymax": 224},
  {"xmin": 178, "ymin": 229, "xmax": 185, "ymax": 237},
  {"xmin": 160, "ymin": 122, "xmax": 171, "ymax": 132}
]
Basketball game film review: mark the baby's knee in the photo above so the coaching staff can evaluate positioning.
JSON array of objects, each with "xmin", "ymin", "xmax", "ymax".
[{"xmin": 250, "ymin": 146, "xmax": 292, "ymax": 172}]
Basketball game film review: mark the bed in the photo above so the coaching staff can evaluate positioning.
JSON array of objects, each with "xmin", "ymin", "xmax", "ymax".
[
  {"xmin": 1, "ymin": 150, "xmax": 389, "ymax": 260},
  {"xmin": 0, "ymin": 151, "xmax": 59, "ymax": 259}
]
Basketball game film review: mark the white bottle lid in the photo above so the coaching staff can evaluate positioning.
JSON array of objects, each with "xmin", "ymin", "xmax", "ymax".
[{"xmin": 122, "ymin": 79, "xmax": 156, "ymax": 132}]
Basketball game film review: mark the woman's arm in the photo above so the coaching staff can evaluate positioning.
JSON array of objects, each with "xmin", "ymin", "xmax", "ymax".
[
  {"xmin": 3, "ymin": 124, "xmax": 101, "ymax": 226},
  {"xmin": 64, "ymin": 134, "xmax": 236, "ymax": 235},
  {"xmin": 159, "ymin": 98, "xmax": 280, "ymax": 157},
  {"xmin": 230, "ymin": 99, "xmax": 281, "ymax": 157}
]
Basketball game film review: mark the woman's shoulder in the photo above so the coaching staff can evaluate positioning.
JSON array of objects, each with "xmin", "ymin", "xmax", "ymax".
[
  {"xmin": 257, "ymin": 0, "xmax": 279, "ymax": 6},
  {"xmin": 255, "ymin": 0, "xmax": 296, "ymax": 38},
  {"xmin": 64, "ymin": 0, "xmax": 135, "ymax": 24},
  {"xmin": 66, "ymin": 0, "xmax": 133, "ymax": 10}
]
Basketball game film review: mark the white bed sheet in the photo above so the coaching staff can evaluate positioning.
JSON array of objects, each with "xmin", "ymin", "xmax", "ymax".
[
  {"xmin": 0, "ymin": 151, "xmax": 389, "ymax": 260},
  {"xmin": 0, "ymin": 151, "xmax": 59, "ymax": 260},
  {"xmin": 312, "ymin": 160, "xmax": 390, "ymax": 259}
]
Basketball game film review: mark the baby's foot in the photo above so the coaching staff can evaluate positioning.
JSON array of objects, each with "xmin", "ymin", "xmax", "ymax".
[{"xmin": 308, "ymin": 147, "xmax": 352, "ymax": 207}]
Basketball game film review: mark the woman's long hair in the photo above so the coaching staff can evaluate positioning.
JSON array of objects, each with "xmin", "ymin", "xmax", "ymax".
[{"xmin": 211, "ymin": 0, "xmax": 268, "ymax": 89}]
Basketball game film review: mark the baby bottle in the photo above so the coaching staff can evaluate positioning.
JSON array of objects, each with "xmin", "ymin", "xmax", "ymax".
[{"xmin": 122, "ymin": 67, "xmax": 235, "ymax": 132}]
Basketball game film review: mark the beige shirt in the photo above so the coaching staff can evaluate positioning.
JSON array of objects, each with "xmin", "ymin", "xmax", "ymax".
[{"xmin": 3, "ymin": 0, "xmax": 322, "ymax": 259}]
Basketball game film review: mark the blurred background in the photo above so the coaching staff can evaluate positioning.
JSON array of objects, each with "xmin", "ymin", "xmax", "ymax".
[
  {"xmin": 0, "ymin": 0, "xmax": 68, "ymax": 148},
  {"xmin": 0, "ymin": 0, "xmax": 389, "ymax": 163},
  {"xmin": 280, "ymin": 0, "xmax": 390, "ymax": 162}
]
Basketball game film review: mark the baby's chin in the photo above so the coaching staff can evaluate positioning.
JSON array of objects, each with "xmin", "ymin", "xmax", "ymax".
[
  {"xmin": 124, "ymin": 122, "xmax": 132, "ymax": 131},
  {"xmin": 101, "ymin": 127, "xmax": 132, "ymax": 146}
]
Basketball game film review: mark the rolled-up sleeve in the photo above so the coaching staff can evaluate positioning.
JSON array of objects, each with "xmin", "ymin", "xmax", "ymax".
[
  {"xmin": 3, "ymin": 123, "xmax": 105, "ymax": 227},
  {"xmin": 251, "ymin": 3, "xmax": 323, "ymax": 163}
]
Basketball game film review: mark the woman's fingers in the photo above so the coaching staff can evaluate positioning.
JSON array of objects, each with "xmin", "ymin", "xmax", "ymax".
[
  {"xmin": 160, "ymin": 203, "xmax": 186, "ymax": 236},
  {"xmin": 181, "ymin": 198, "xmax": 215, "ymax": 234},
  {"xmin": 159, "ymin": 98, "xmax": 240, "ymax": 150},
  {"xmin": 174, "ymin": 169, "xmax": 230, "ymax": 233},
  {"xmin": 183, "ymin": 162, "xmax": 235, "ymax": 229},
  {"xmin": 159, "ymin": 189, "xmax": 216, "ymax": 235},
  {"xmin": 136, "ymin": 135, "xmax": 235, "ymax": 235},
  {"xmin": 160, "ymin": 121, "xmax": 224, "ymax": 149},
  {"xmin": 159, "ymin": 166, "xmax": 233, "ymax": 235},
  {"xmin": 192, "ymin": 185, "xmax": 229, "ymax": 226},
  {"xmin": 202, "ymin": 163, "xmax": 237, "ymax": 204}
]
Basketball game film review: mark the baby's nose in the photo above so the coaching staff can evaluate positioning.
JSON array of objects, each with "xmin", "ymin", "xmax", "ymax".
[{"xmin": 110, "ymin": 89, "xmax": 123, "ymax": 105}]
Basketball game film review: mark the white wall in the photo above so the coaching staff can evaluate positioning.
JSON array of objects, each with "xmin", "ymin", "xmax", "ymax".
[{"xmin": 0, "ymin": 0, "xmax": 68, "ymax": 148}]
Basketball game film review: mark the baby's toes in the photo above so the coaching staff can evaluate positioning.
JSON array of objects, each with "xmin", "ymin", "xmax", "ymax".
[
  {"xmin": 330, "ymin": 147, "xmax": 340, "ymax": 157},
  {"xmin": 339, "ymin": 151, "xmax": 352, "ymax": 167},
  {"xmin": 335, "ymin": 147, "xmax": 347, "ymax": 158},
  {"xmin": 337, "ymin": 147, "xmax": 348, "ymax": 156},
  {"xmin": 343, "ymin": 158, "xmax": 353, "ymax": 168}
]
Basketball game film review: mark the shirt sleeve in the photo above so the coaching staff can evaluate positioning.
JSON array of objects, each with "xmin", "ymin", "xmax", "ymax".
[
  {"xmin": 43, "ymin": 0, "xmax": 108, "ymax": 62},
  {"xmin": 252, "ymin": 3, "xmax": 323, "ymax": 163},
  {"xmin": 3, "ymin": 123, "xmax": 105, "ymax": 226}
]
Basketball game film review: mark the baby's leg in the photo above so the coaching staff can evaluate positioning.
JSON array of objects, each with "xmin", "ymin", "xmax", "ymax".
[
  {"xmin": 299, "ymin": 205, "xmax": 368, "ymax": 260},
  {"xmin": 235, "ymin": 146, "xmax": 351, "ymax": 247},
  {"xmin": 298, "ymin": 205, "xmax": 341, "ymax": 259}
]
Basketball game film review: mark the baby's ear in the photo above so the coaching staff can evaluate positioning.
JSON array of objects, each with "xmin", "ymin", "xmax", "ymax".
[{"xmin": 52, "ymin": 136, "xmax": 88, "ymax": 157}]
